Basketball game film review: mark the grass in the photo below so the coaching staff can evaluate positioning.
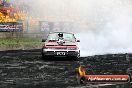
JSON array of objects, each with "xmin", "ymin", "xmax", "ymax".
[{"xmin": 0, "ymin": 37, "xmax": 42, "ymax": 45}]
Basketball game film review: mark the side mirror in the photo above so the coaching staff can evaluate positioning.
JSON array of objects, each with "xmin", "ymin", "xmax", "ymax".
[
  {"xmin": 42, "ymin": 39, "xmax": 46, "ymax": 42},
  {"xmin": 76, "ymin": 40, "xmax": 80, "ymax": 42}
]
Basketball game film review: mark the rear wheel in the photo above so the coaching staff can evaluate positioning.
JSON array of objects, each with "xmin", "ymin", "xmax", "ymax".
[
  {"xmin": 41, "ymin": 48, "xmax": 44, "ymax": 59},
  {"xmin": 42, "ymin": 53, "xmax": 44, "ymax": 58},
  {"xmin": 75, "ymin": 57, "xmax": 80, "ymax": 61},
  {"xmin": 76, "ymin": 52, "xmax": 80, "ymax": 61},
  {"xmin": 41, "ymin": 53, "xmax": 45, "ymax": 59},
  {"xmin": 69, "ymin": 56, "xmax": 79, "ymax": 61},
  {"xmin": 42, "ymin": 54, "xmax": 49, "ymax": 60},
  {"xmin": 41, "ymin": 49, "xmax": 47, "ymax": 60}
]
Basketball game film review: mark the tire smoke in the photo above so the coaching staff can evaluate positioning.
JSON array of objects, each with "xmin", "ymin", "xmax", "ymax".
[{"xmin": 10, "ymin": 0, "xmax": 132, "ymax": 56}]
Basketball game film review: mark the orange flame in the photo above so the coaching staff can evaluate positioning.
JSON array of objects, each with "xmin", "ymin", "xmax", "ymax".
[{"xmin": 78, "ymin": 65, "xmax": 86, "ymax": 76}]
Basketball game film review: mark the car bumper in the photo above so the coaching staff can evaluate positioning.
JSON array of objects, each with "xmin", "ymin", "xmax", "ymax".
[{"xmin": 42, "ymin": 48, "xmax": 80, "ymax": 57}]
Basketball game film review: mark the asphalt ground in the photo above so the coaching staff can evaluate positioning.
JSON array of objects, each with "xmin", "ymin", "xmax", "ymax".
[{"xmin": 0, "ymin": 49, "xmax": 131, "ymax": 88}]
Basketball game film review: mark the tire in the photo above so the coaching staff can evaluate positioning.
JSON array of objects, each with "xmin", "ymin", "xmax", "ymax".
[
  {"xmin": 75, "ymin": 53, "xmax": 80, "ymax": 61},
  {"xmin": 74, "ymin": 57, "xmax": 79, "ymax": 61},
  {"xmin": 41, "ymin": 53, "xmax": 44, "ymax": 59},
  {"xmin": 70, "ymin": 56, "xmax": 79, "ymax": 61},
  {"xmin": 41, "ymin": 48, "xmax": 43, "ymax": 58},
  {"xmin": 42, "ymin": 53, "xmax": 48, "ymax": 60},
  {"xmin": 76, "ymin": 51, "xmax": 80, "ymax": 61},
  {"xmin": 41, "ymin": 49, "xmax": 46, "ymax": 60}
]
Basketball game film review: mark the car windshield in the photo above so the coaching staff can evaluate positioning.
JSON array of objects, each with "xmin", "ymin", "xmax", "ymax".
[{"xmin": 47, "ymin": 33, "xmax": 75, "ymax": 42}]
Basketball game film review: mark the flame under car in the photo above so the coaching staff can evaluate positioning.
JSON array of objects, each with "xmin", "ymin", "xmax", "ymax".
[{"xmin": 41, "ymin": 32, "xmax": 80, "ymax": 60}]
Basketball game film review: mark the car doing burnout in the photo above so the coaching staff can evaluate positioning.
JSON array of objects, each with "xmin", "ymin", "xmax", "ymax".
[{"xmin": 41, "ymin": 32, "xmax": 80, "ymax": 59}]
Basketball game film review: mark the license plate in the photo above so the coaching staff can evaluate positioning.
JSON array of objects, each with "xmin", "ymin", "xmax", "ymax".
[{"xmin": 57, "ymin": 52, "xmax": 65, "ymax": 55}]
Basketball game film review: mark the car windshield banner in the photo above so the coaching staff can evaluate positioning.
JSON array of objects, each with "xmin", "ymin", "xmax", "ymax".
[{"xmin": 0, "ymin": 22, "xmax": 23, "ymax": 32}]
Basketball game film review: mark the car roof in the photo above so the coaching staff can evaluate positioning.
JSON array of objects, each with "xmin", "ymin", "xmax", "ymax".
[{"xmin": 49, "ymin": 32, "xmax": 73, "ymax": 34}]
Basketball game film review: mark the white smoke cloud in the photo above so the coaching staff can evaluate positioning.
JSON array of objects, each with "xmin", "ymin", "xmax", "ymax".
[
  {"xmin": 76, "ymin": 0, "xmax": 132, "ymax": 56},
  {"xmin": 10, "ymin": 0, "xmax": 132, "ymax": 56}
]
